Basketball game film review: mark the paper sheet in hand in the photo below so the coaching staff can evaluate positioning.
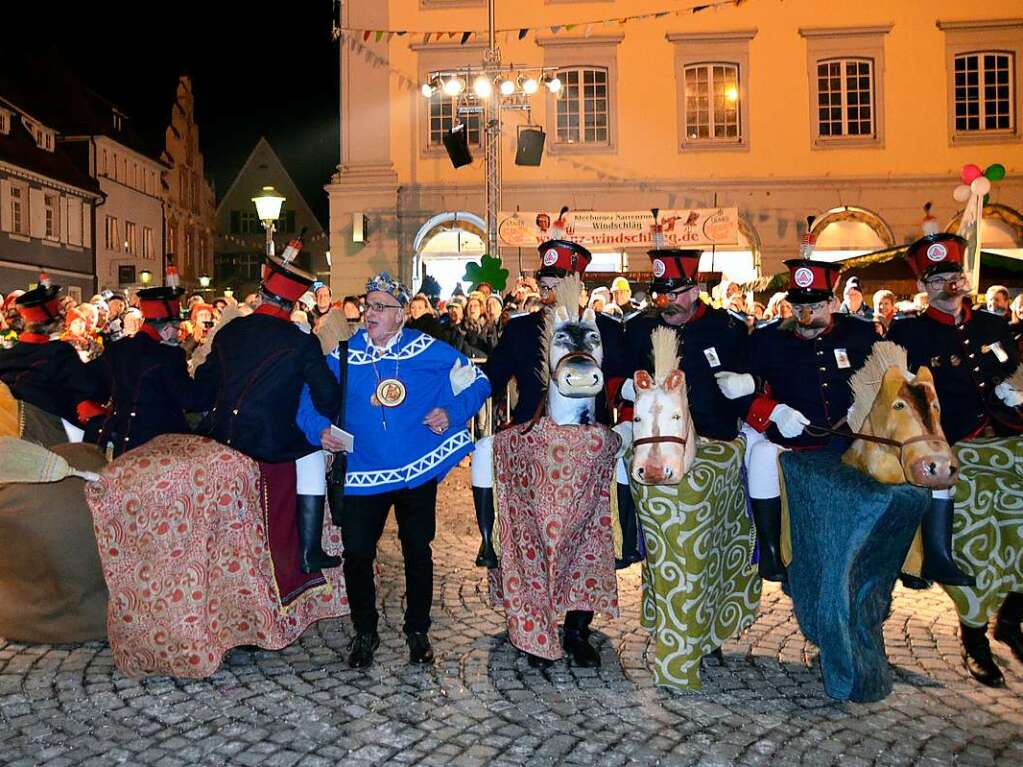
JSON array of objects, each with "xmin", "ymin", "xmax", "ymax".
[{"xmin": 329, "ymin": 425, "xmax": 355, "ymax": 454}]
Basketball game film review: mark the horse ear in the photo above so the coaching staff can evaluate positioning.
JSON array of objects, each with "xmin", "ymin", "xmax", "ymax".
[
  {"xmin": 881, "ymin": 366, "xmax": 907, "ymax": 395},
  {"xmin": 554, "ymin": 305, "xmax": 570, "ymax": 323},
  {"xmin": 634, "ymin": 370, "xmax": 655, "ymax": 390},
  {"xmin": 581, "ymin": 307, "xmax": 597, "ymax": 325},
  {"xmin": 665, "ymin": 369, "xmax": 686, "ymax": 392},
  {"xmin": 914, "ymin": 366, "xmax": 935, "ymax": 385}
]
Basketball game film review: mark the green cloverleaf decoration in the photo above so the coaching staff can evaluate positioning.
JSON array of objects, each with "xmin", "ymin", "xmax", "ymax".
[{"xmin": 462, "ymin": 254, "xmax": 509, "ymax": 292}]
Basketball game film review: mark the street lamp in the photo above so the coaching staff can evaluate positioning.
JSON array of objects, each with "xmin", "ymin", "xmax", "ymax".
[
  {"xmin": 252, "ymin": 185, "xmax": 286, "ymax": 257},
  {"xmin": 223, "ymin": 287, "xmax": 234, "ymax": 299},
  {"xmin": 199, "ymin": 274, "xmax": 211, "ymax": 293},
  {"xmin": 139, "ymin": 270, "xmax": 152, "ymax": 286}
]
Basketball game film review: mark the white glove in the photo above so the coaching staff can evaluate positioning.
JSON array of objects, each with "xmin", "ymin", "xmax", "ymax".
[
  {"xmin": 995, "ymin": 381, "xmax": 1023, "ymax": 408},
  {"xmin": 611, "ymin": 421, "xmax": 633, "ymax": 459},
  {"xmin": 449, "ymin": 359, "xmax": 476, "ymax": 396},
  {"xmin": 769, "ymin": 404, "xmax": 810, "ymax": 438},
  {"xmin": 714, "ymin": 371, "xmax": 755, "ymax": 400},
  {"xmin": 620, "ymin": 378, "xmax": 636, "ymax": 402}
]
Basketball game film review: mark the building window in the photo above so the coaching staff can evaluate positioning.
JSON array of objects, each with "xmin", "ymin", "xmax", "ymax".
[
  {"xmin": 9, "ymin": 185, "xmax": 25, "ymax": 234},
  {"xmin": 816, "ymin": 58, "xmax": 875, "ymax": 138},
  {"xmin": 167, "ymin": 221, "xmax": 177, "ymax": 256},
  {"xmin": 683, "ymin": 63, "xmax": 740, "ymax": 142},
  {"xmin": 99, "ymin": 148, "xmax": 107, "ymax": 176},
  {"xmin": 954, "ymin": 52, "xmax": 1014, "ymax": 133},
  {"xmin": 427, "ymin": 81, "xmax": 481, "ymax": 147},
  {"xmin": 118, "ymin": 265, "xmax": 136, "ymax": 286},
  {"xmin": 105, "ymin": 215, "xmax": 119, "ymax": 251},
  {"xmin": 555, "ymin": 67, "xmax": 610, "ymax": 145},
  {"xmin": 125, "ymin": 221, "xmax": 137, "ymax": 254},
  {"xmin": 0, "ymin": 110, "xmax": 9, "ymax": 135},
  {"xmin": 43, "ymin": 194, "xmax": 58, "ymax": 239},
  {"xmin": 143, "ymin": 226, "xmax": 154, "ymax": 259}
]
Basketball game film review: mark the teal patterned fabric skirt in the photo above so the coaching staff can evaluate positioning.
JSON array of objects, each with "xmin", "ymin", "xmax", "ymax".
[
  {"xmin": 944, "ymin": 436, "xmax": 1023, "ymax": 627},
  {"xmin": 629, "ymin": 437, "xmax": 761, "ymax": 690}
]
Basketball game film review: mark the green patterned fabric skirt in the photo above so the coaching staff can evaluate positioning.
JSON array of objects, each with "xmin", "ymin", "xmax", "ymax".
[
  {"xmin": 944, "ymin": 436, "xmax": 1023, "ymax": 627},
  {"xmin": 629, "ymin": 437, "xmax": 761, "ymax": 690}
]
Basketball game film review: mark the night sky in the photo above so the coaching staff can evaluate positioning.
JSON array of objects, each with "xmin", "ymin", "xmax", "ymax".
[{"xmin": 12, "ymin": 1, "xmax": 340, "ymax": 224}]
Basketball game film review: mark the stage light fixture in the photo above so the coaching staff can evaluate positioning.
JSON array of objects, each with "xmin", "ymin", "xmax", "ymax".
[
  {"xmin": 544, "ymin": 74, "xmax": 562, "ymax": 94},
  {"xmin": 521, "ymin": 76, "xmax": 539, "ymax": 95},
  {"xmin": 421, "ymin": 82, "xmax": 434, "ymax": 98},
  {"xmin": 498, "ymin": 78, "xmax": 516, "ymax": 96},
  {"xmin": 473, "ymin": 75, "xmax": 492, "ymax": 99},
  {"xmin": 443, "ymin": 77, "xmax": 464, "ymax": 97}
]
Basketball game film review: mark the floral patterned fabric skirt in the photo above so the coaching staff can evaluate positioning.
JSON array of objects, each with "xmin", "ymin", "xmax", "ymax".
[
  {"xmin": 943, "ymin": 436, "xmax": 1023, "ymax": 627},
  {"xmin": 630, "ymin": 437, "xmax": 761, "ymax": 691},
  {"xmin": 85, "ymin": 434, "xmax": 348, "ymax": 678},
  {"xmin": 488, "ymin": 418, "xmax": 620, "ymax": 659}
]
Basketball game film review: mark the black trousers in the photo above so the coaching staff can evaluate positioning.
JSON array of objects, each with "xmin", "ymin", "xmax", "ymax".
[{"xmin": 340, "ymin": 480, "xmax": 437, "ymax": 635}]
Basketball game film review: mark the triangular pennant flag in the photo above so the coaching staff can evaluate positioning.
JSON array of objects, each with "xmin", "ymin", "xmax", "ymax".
[
  {"xmin": 461, "ymin": 31, "xmax": 471, "ymax": 44},
  {"xmin": 692, "ymin": 4, "xmax": 710, "ymax": 12},
  {"xmin": 386, "ymin": 32, "xmax": 395, "ymax": 42},
  {"xmin": 374, "ymin": 30, "xmax": 384, "ymax": 43},
  {"xmin": 518, "ymin": 28, "xmax": 528, "ymax": 40},
  {"xmin": 447, "ymin": 31, "xmax": 457, "ymax": 40},
  {"xmin": 363, "ymin": 30, "xmax": 372, "ymax": 42},
  {"xmin": 583, "ymin": 24, "xmax": 592, "ymax": 37},
  {"xmin": 423, "ymin": 32, "xmax": 431, "ymax": 44},
  {"xmin": 550, "ymin": 25, "xmax": 561, "ymax": 34},
  {"xmin": 397, "ymin": 30, "xmax": 407, "ymax": 37},
  {"xmin": 565, "ymin": 24, "xmax": 575, "ymax": 32}
]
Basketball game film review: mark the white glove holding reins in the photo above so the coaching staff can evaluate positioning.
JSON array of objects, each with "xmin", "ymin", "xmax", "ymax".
[
  {"xmin": 450, "ymin": 358, "xmax": 476, "ymax": 396},
  {"xmin": 995, "ymin": 381, "xmax": 1023, "ymax": 408},
  {"xmin": 620, "ymin": 378, "xmax": 636, "ymax": 402},
  {"xmin": 769, "ymin": 404, "xmax": 810, "ymax": 438},
  {"xmin": 714, "ymin": 371, "xmax": 755, "ymax": 400},
  {"xmin": 611, "ymin": 421, "xmax": 633, "ymax": 459}
]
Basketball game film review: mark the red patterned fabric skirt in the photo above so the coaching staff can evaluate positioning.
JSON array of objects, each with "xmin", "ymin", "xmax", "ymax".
[
  {"xmin": 85, "ymin": 434, "xmax": 348, "ymax": 678},
  {"xmin": 488, "ymin": 417, "xmax": 620, "ymax": 659}
]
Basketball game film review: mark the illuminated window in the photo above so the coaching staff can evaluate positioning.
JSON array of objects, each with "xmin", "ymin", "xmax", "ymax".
[{"xmin": 684, "ymin": 63, "xmax": 740, "ymax": 141}]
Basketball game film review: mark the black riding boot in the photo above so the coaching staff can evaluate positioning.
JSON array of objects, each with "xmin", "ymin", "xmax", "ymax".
[
  {"xmin": 472, "ymin": 486, "xmax": 498, "ymax": 568},
  {"xmin": 615, "ymin": 482, "xmax": 642, "ymax": 570},
  {"xmin": 750, "ymin": 497, "xmax": 787, "ymax": 583},
  {"xmin": 919, "ymin": 497, "xmax": 975, "ymax": 587},
  {"xmin": 960, "ymin": 622, "xmax": 1004, "ymax": 688},
  {"xmin": 563, "ymin": 610, "xmax": 600, "ymax": 667},
  {"xmin": 297, "ymin": 495, "xmax": 342, "ymax": 574},
  {"xmin": 993, "ymin": 591, "xmax": 1023, "ymax": 663}
]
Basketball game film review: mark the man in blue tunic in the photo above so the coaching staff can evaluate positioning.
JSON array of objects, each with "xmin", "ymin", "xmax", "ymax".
[{"xmin": 297, "ymin": 273, "xmax": 490, "ymax": 669}]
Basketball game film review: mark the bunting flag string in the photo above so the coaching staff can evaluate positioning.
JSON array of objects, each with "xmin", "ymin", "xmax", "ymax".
[{"xmin": 330, "ymin": 0, "xmax": 748, "ymax": 45}]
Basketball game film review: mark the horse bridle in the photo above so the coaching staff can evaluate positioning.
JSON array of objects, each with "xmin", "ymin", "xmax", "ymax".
[
  {"xmin": 632, "ymin": 435, "xmax": 689, "ymax": 449},
  {"xmin": 804, "ymin": 421, "xmax": 943, "ymax": 461}
]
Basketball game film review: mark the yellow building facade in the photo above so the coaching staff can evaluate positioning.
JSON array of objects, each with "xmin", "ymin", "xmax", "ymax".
[{"xmin": 327, "ymin": 0, "xmax": 1023, "ymax": 297}]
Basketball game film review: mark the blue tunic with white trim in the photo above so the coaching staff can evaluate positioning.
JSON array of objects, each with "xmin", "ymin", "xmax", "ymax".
[{"xmin": 296, "ymin": 328, "xmax": 491, "ymax": 495}]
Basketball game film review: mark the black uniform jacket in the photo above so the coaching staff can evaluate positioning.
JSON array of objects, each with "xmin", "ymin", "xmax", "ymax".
[
  {"xmin": 485, "ymin": 309, "xmax": 621, "ymax": 426},
  {"xmin": 89, "ymin": 331, "xmax": 207, "ymax": 456},
  {"xmin": 887, "ymin": 304, "xmax": 1023, "ymax": 444},
  {"xmin": 748, "ymin": 313, "xmax": 878, "ymax": 449},
  {"xmin": 0, "ymin": 336, "xmax": 108, "ymax": 424},
  {"xmin": 620, "ymin": 304, "xmax": 753, "ymax": 441},
  {"xmin": 193, "ymin": 311, "xmax": 340, "ymax": 463}
]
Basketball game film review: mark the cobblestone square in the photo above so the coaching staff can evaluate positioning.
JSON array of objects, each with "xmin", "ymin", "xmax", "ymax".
[{"xmin": 2, "ymin": 468, "xmax": 1021, "ymax": 766}]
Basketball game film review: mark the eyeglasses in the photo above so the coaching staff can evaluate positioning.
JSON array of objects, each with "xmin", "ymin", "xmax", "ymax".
[
  {"xmin": 793, "ymin": 301, "xmax": 828, "ymax": 312},
  {"xmin": 366, "ymin": 301, "xmax": 402, "ymax": 313},
  {"xmin": 923, "ymin": 272, "xmax": 966, "ymax": 289}
]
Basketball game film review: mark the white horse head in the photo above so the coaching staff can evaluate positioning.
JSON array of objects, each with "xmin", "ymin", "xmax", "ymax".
[{"xmin": 630, "ymin": 327, "xmax": 696, "ymax": 485}]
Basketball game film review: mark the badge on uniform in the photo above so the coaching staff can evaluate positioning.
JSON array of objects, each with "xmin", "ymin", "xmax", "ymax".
[
  {"xmin": 930, "ymin": 355, "xmax": 943, "ymax": 368},
  {"xmin": 834, "ymin": 348, "xmax": 851, "ymax": 369},
  {"xmin": 982, "ymin": 341, "xmax": 1009, "ymax": 363},
  {"xmin": 703, "ymin": 347, "xmax": 721, "ymax": 368}
]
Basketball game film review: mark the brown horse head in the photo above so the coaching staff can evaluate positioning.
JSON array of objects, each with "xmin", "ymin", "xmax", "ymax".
[{"xmin": 844, "ymin": 346, "xmax": 958, "ymax": 488}]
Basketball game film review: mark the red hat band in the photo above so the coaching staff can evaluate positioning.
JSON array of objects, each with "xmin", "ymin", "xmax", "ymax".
[
  {"xmin": 18, "ymin": 297, "xmax": 61, "ymax": 324},
  {"xmin": 907, "ymin": 234, "xmax": 966, "ymax": 278},
  {"xmin": 140, "ymin": 299, "xmax": 180, "ymax": 321}
]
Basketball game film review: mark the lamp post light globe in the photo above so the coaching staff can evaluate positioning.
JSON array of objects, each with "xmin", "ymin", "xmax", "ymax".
[
  {"xmin": 198, "ymin": 274, "xmax": 211, "ymax": 290},
  {"xmin": 139, "ymin": 270, "xmax": 152, "ymax": 286},
  {"xmin": 252, "ymin": 185, "xmax": 286, "ymax": 257}
]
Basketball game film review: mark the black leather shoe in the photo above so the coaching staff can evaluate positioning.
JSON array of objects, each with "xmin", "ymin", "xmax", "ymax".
[
  {"xmin": 960, "ymin": 623, "xmax": 1004, "ymax": 688},
  {"xmin": 563, "ymin": 631, "xmax": 601, "ymax": 668},
  {"xmin": 407, "ymin": 631, "xmax": 435, "ymax": 665},
  {"xmin": 347, "ymin": 631, "xmax": 379, "ymax": 669},
  {"xmin": 993, "ymin": 621, "xmax": 1023, "ymax": 664},
  {"xmin": 526, "ymin": 652, "xmax": 552, "ymax": 669},
  {"xmin": 899, "ymin": 573, "xmax": 931, "ymax": 590}
]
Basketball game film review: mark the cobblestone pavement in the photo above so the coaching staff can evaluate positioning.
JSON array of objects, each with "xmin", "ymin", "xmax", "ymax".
[{"xmin": 2, "ymin": 467, "xmax": 1022, "ymax": 767}]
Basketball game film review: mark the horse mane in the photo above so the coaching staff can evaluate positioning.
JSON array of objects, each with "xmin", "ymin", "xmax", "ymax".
[
  {"xmin": 650, "ymin": 326, "xmax": 682, "ymax": 389},
  {"xmin": 536, "ymin": 273, "xmax": 583, "ymax": 387},
  {"xmin": 847, "ymin": 341, "xmax": 910, "ymax": 431}
]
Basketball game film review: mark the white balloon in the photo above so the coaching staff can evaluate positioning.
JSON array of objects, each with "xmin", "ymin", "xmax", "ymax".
[
  {"xmin": 970, "ymin": 176, "xmax": 992, "ymax": 196},
  {"xmin": 953, "ymin": 184, "xmax": 972, "ymax": 202}
]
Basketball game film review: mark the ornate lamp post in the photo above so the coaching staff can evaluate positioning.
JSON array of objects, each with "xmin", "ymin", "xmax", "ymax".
[{"xmin": 252, "ymin": 186, "xmax": 286, "ymax": 257}]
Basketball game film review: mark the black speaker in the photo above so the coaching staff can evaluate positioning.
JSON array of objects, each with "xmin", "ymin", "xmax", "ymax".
[
  {"xmin": 515, "ymin": 127, "xmax": 545, "ymax": 166},
  {"xmin": 443, "ymin": 125, "xmax": 473, "ymax": 168}
]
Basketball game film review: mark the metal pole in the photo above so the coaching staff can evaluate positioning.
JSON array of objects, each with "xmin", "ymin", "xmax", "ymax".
[
  {"xmin": 265, "ymin": 222, "xmax": 275, "ymax": 257},
  {"xmin": 484, "ymin": 0, "xmax": 501, "ymax": 257}
]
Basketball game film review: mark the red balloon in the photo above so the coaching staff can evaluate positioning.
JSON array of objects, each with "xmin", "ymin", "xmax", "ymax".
[{"xmin": 960, "ymin": 163, "xmax": 983, "ymax": 184}]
